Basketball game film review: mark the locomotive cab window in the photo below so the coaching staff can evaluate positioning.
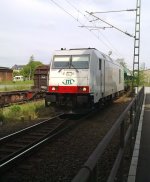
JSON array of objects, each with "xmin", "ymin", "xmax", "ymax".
[
  {"xmin": 99, "ymin": 59, "xmax": 102, "ymax": 70},
  {"xmin": 71, "ymin": 55, "xmax": 89, "ymax": 69},
  {"xmin": 52, "ymin": 56, "xmax": 70, "ymax": 69},
  {"xmin": 52, "ymin": 55, "xmax": 89, "ymax": 69}
]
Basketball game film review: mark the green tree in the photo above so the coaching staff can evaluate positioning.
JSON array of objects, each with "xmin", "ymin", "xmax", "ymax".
[
  {"xmin": 133, "ymin": 70, "xmax": 145, "ymax": 87},
  {"xmin": 21, "ymin": 55, "xmax": 43, "ymax": 80},
  {"xmin": 139, "ymin": 70, "xmax": 145, "ymax": 86},
  {"xmin": 13, "ymin": 70, "xmax": 21, "ymax": 77}
]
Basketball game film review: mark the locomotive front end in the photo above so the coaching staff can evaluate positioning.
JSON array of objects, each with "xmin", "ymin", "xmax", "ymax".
[{"xmin": 45, "ymin": 50, "xmax": 92, "ymax": 112}]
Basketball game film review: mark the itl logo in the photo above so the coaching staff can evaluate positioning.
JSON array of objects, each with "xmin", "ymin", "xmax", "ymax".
[{"xmin": 62, "ymin": 79, "xmax": 75, "ymax": 85}]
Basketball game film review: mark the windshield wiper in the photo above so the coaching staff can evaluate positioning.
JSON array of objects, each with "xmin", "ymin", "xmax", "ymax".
[
  {"xmin": 58, "ymin": 63, "xmax": 70, "ymax": 72},
  {"xmin": 58, "ymin": 68, "xmax": 63, "ymax": 72},
  {"xmin": 71, "ymin": 64, "xmax": 79, "ymax": 72}
]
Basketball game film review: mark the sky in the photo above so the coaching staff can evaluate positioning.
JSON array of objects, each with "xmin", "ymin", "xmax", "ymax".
[{"xmin": 0, "ymin": 0, "xmax": 149, "ymax": 69}]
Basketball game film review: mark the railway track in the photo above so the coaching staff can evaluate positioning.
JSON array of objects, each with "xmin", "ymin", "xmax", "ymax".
[
  {"xmin": 0, "ymin": 94, "xmax": 133, "ymax": 181},
  {"xmin": 0, "ymin": 90, "xmax": 46, "ymax": 108},
  {"xmin": 0, "ymin": 113, "xmax": 75, "ymax": 174}
]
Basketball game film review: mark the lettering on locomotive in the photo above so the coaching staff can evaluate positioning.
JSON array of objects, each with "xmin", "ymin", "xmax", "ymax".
[{"xmin": 62, "ymin": 79, "xmax": 75, "ymax": 85}]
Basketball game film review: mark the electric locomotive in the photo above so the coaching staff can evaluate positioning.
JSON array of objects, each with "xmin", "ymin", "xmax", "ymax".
[{"xmin": 45, "ymin": 48, "xmax": 124, "ymax": 112}]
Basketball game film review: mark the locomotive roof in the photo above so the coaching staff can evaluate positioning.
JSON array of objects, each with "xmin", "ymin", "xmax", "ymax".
[
  {"xmin": 53, "ymin": 48, "xmax": 99, "ymax": 55},
  {"xmin": 53, "ymin": 48, "xmax": 121, "ymax": 66},
  {"xmin": 69, "ymin": 48, "xmax": 97, "ymax": 50}
]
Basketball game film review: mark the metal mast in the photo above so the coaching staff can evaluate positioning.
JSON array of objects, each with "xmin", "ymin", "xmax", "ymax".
[{"xmin": 133, "ymin": 0, "xmax": 141, "ymax": 87}]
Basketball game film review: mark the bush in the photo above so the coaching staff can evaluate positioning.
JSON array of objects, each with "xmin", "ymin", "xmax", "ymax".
[
  {"xmin": 10, "ymin": 105, "xmax": 21, "ymax": 113},
  {"xmin": 6, "ymin": 105, "xmax": 22, "ymax": 119},
  {"xmin": 2, "ymin": 100, "xmax": 52, "ymax": 122}
]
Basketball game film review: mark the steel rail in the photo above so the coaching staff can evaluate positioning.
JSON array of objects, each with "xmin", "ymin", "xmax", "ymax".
[
  {"xmin": 0, "ymin": 113, "xmax": 64, "ymax": 143},
  {"xmin": 0, "ymin": 119, "xmax": 72, "ymax": 174},
  {"xmin": 0, "ymin": 113, "xmax": 70, "ymax": 174}
]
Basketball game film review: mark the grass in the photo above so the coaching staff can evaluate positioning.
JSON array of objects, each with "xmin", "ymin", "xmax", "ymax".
[
  {"xmin": 0, "ymin": 80, "xmax": 33, "ymax": 91},
  {"xmin": 0, "ymin": 100, "xmax": 54, "ymax": 123},
  {"xmin": 0, "ymin": 80, "xmax": 33, "ymax": 85}
]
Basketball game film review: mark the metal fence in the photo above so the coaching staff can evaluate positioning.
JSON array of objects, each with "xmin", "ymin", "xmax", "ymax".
[{"xmin": 72, "ymin": 87, "xmax": 144, "ymax": 182}]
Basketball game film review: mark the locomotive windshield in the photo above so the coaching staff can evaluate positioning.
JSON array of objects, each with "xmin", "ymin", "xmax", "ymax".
[
  {"xmin": 52, "ymin": 56, "xmax": 70, "ymax": 69},
  {"xmin": 52, "ymin": 55, "xmax": 89, "ymax": 69},
  {"xmin": 71, "ymin": 55, "xmax": 89, "ymax": 69}
]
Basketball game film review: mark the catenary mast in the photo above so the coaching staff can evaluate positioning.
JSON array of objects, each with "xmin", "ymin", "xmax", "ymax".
[{"xmin": 132, "ymin": 0, "xmax": 141, "ymax": 87}]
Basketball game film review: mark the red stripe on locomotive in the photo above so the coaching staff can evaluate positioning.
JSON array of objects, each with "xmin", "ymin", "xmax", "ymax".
[{"xmin": 48, "ymin": 86, "xmax": 89, "ymax": 94}]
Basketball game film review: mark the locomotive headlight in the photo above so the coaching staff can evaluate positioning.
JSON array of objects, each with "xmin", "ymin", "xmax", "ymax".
[
  {"xmin": 51, "ymin": 86, "xmax": 58, "ymax": 91},
  {"xmin": 83, "ymin": 87, "xmax": 87, "ymax": 91},
  {"xmin": 78, "ymin": 86, "xmax": 88, "ymax": 93},
  {"xmin": 52, "ymin": 87, "xmax": 56, "ymax": 91}
]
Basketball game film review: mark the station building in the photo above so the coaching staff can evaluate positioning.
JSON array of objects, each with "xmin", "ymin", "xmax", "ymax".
[{"xmin": 0, "ymin": 67, "xmax": 13, "ymax": 82}]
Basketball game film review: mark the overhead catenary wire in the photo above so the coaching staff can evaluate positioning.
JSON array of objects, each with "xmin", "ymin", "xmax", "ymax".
[
  {"xmin": 79, "ymin": 25, "xmax": 113, "ymax": 29},
  {"xmin": 64, "ymin": 0, "xmax": 93, "ymax": 25},
  {"xmin": 50, "ymin": 0, "xmax": 133, "ymax": 59},
  {"xmin": 86, "ymin": 11, "xmax": 135, "ymax": 38},
  {"xmin": 50, "ymin": 0, "xmax": 79, "ymax": 22},
  {"xmin": 90, "ymin": 9, "xmax": 136, "ymax": 14},
  {"xmin": 84, "ymin": 7, "xmax": 136, "ymax": 57},
  {"xmin": 65, "ymin": 0, "xmax": 125, "ymax": 57},
  {"xmin": 50, "ymin": 0, "xmax": 120, "ymax": 55},
  {"xmin": 57, "ymin": 0, "xmax": 124, "ymax": 57}
]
